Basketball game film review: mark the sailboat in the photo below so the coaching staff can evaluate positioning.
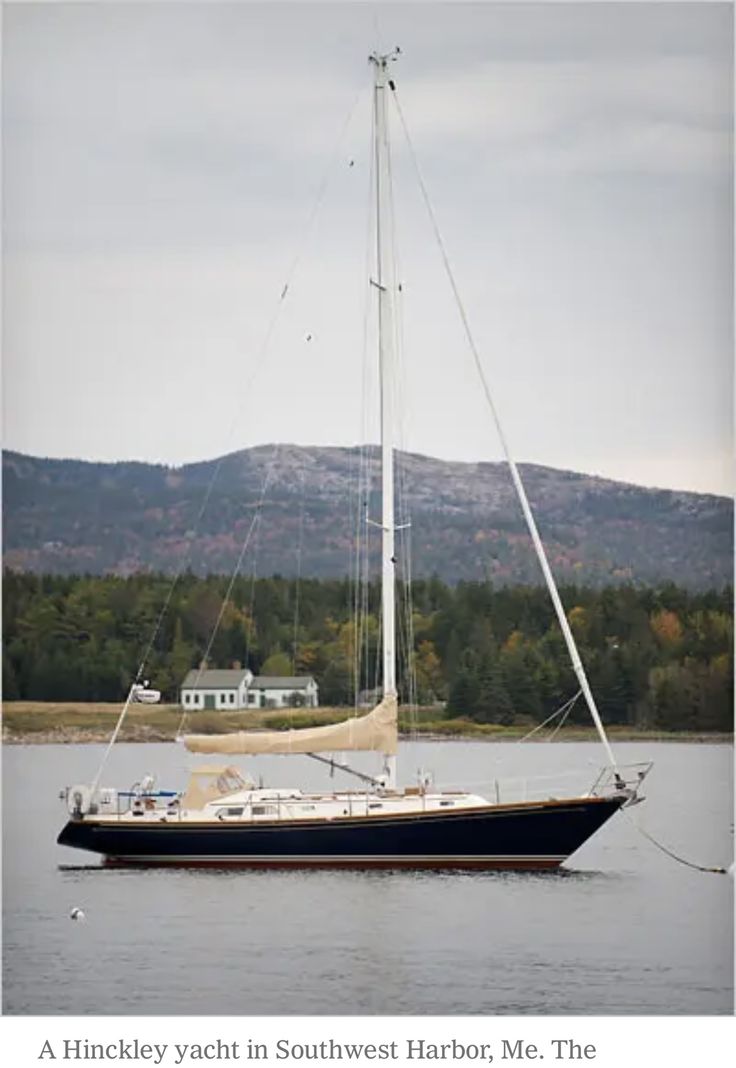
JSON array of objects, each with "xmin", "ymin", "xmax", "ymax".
[{"xmin": 58, "ymin": 51, "xmax": 651, "ymax": 869}]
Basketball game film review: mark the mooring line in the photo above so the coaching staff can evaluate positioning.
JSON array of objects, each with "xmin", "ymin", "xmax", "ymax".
[{"xmin": 624, "ymin": 810, "xmax": 729, "ymax": 875}]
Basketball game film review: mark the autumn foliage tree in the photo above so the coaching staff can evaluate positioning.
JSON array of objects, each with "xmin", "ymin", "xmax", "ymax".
[{"xmin": 2, "ymin": 571, "xmax": 732, "ymax": 731}]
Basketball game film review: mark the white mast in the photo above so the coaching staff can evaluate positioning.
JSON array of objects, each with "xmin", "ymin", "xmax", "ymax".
[{"xmin": 371, "ymin": 49, "xmax": 400, "ymax": 789}]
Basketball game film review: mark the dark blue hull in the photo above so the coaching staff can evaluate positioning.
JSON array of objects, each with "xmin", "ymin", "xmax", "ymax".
[{"xmin": 58, "ymin": 795, "xmax": 624, "ymax": 869}]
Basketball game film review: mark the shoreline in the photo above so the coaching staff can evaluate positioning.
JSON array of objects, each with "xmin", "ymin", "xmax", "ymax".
[
  {"xmin": 1, "ymin": 701, "xmax": 731, "ymax": 747},
  {"xmin": 4, "ymin": 731, "xmax": 732, "ymax": 745}
]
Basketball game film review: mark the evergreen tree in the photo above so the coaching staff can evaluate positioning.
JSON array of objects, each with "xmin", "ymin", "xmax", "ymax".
[
  {"xmin": 0, "ymin": 570, "xmax": 731, "ymax": 733},
  {"xmin": 501, "ymin": 644, "xmax": 542, "ymax": 720},
  {"xmin": 446, "ymin": 669, "xmax": 479, "ymax": 719},
  {"xmin": 475, "ymin": 647, "xmax": 514, "ymax": 725},
  {"xmin": 2, "ymin": 651, "xmax": 20, "ymax": 701}
]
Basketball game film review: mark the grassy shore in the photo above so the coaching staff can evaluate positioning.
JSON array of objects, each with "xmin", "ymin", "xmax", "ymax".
[{"xmin": 1, "ymin": 701, "xmax": 731, "ymax": 745}]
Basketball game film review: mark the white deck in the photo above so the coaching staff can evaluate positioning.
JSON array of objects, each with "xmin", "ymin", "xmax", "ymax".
[
  {"xmin": 66, "ymin": 763, "xmax": 646, "ymax": 826},
  {"xmin": 92, "ymin": 787, "xmax": 493, "ymax": 825}
]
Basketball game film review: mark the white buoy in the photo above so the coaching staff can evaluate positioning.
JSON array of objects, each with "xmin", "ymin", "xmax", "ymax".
[{"xmin": 69, "ymin": 907, "xmax": 86, "ymax": 922}]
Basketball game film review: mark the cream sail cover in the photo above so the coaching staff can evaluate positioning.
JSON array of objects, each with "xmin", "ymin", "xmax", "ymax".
[{"xmin": 183, "ymin": 694, "xmax": 398, "ymax": 756}]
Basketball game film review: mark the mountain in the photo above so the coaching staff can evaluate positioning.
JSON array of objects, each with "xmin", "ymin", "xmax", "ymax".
[{"xmin": 2, "ymin": 446, "xmax": 732, "ymax": 588}]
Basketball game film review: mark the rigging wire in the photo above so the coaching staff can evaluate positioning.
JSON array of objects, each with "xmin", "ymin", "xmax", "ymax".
[
  {"xmin": 349, "ymin": 442, "xmax": 361, "ymax": 713},
  {"xmin": 384, "ymin": 74, "xmax": 729, "ymax": 879},
  {"xmin": 392, "ymin": 284, "xmax": 420, "ymax": 729},
  {"xmin": 291, "ymin": 471, "xmax": 306, "ymax": 676},
  {"xmin": 176, "ymin": 447, "xmax": 280, "ymax": 739},
  {"xmin": 135, "ymin": 84, "xmax": 366, "ymax": 691},
  {"xmin": 390, "ymin": 84, "xmax": 617, "ymax": 772},
  {"xmin": 381, "ymin": 64, "xmax": 418, "ymax": 733},
  {"xmin": 88, "ymin": 80, "xmax": 368, "ymax": 789},
  {"xmin": 545, "ymin": 694, "xmax": 578, "ymax": 741},
  {"xmin": 395, "ymin": 447, "xmax": 418, "ymax": 729},
  {"xmin": 373, "ymin": 607, "xmax": 383, "ymax": 700},
  {"xmin": 353, "ymin": 91, "xmax": 378, "ymax": 714},
  {"xmin": 435, "ymin": 691, "xmax": 584, "ymax": 783},
  {"xmin": 244, "ymin": 509, "xmax": 262, "ymax": 670},
  {"xmin": 395, "ymin": 462, "xmax": 418, "ymax": 733},
  {"xmin": 513, "ymin": 690, "xmax": 582, "ymax": 745}
]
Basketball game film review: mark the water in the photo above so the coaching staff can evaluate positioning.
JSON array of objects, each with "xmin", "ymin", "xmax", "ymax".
[{"xmin": 3, "ymin": 740, "xmax": 733, "ymax": 1015}]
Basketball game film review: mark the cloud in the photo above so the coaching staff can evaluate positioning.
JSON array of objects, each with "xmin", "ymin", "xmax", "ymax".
[
  {"xmin": 2, "ymin": 2, "xmax": 732, "ymax": 494},
  {"xmin": 4, "ymin": 8, "xmax": 732, "ymax": 258},
  {"xmin": 396, "ymin": 55, "xmax": 732, "ymax": 174}
]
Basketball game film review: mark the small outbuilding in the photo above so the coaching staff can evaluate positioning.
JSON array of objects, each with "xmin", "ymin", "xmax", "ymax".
[
  {"xmin": 180, "ymin": 669, "xmax": 319, "ymax": 711},
  {"xmin": 249, "ymin": 676, "xmax": 319, "ymax": 709}
]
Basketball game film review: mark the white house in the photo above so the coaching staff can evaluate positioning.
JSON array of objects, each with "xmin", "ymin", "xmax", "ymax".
[
  {"xmin": 180, "ymin": 668, "xmax": 253, "ymax": 711},
  {"xmin": 180, "ymin": 669, "xmax": 319, "ymax": 711}
]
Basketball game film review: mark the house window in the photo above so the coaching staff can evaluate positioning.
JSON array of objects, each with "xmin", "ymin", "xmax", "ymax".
[
  {"xmin": 184, "ymin": 693, "xmax": 190, "ymax": 705},
  {"xmin": 220, "ymin": 693, "xmax": 226, "ymax": 703},
  {"xmin": 229, "ymin": 693, "xmax": 235, "ymax": 704},
  {"xmin": 248, "ymin": 693, "xmax": 257, "ymax": 704}
]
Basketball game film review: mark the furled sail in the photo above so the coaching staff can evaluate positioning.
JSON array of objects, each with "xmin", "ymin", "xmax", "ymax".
[{"xmin": 182, "ymin": 694, "xmax": 398, "ymax": 756}]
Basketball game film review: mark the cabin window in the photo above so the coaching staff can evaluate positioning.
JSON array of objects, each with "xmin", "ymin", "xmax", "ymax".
[
  {"xmin": 368, "ymin": 802, "xmax": 383, "ymax": 810},
  {"xmin": 251, "ymin": 804, "xmax": 278, "ymax": 816},
  {"xmin": 226, "ymin": 807, "xmax": 243, "ymax": 816},
  {"xmin": 440, "ymin": 801, "xmax": 454, "ymax": 807},
  {"xmin": 300, "ymin": 805, "xmax": 316, "ymax": 812}
]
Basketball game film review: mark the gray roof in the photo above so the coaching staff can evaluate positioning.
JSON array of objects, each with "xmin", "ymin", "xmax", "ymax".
[
  {"xmin": 181, "ymin": 670, "xmax": 316, "ymax": 691},
  {"xmin": 181, "ymin": 669, "xmax": 250, "ymax": 690},
  {"xmin": 251, "ymin": 676, "xmax": 316, "ymax": 689}
]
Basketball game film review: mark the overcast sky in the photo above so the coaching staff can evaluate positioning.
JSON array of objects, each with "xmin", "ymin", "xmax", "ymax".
[{"xmin": 2, "ymin": 2, "xmax": 733, "ymax": 494}]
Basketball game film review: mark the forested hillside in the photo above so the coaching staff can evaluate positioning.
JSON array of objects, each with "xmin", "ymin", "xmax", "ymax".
[
  {"xmin": 3, "ymin": 446, "xmax": 732, "ymax": 588},
  {"xmin": 3, "ymin": 572, "xmax": 732, "ymax": 732}
]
